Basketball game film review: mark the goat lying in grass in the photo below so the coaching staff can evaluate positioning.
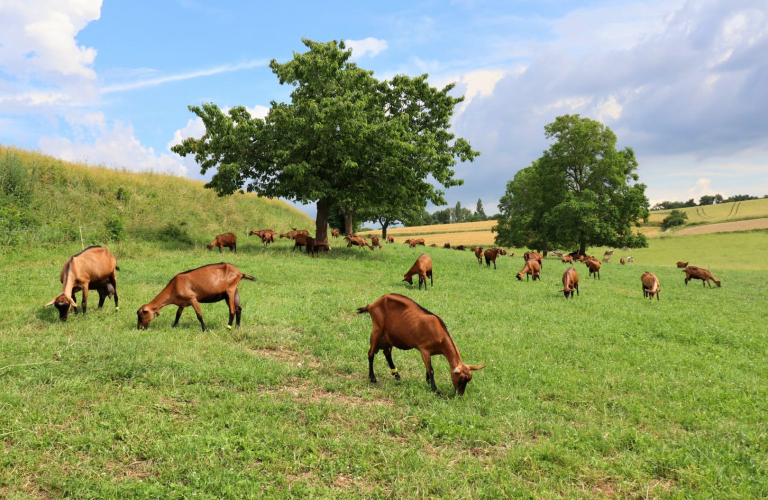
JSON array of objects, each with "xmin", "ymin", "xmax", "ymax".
[{"xmin": 357, "ymin": 293, "xmax": 484, "ymax": 395}]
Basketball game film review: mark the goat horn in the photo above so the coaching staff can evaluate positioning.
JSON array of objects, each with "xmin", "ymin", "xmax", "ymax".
[
  {"xmin": 468, "ymin": 365, "xmax": 485, "ymax": 371},
  {"xmin": 44, "ymin": 298, "xmax": 56, "ymax": 307}
]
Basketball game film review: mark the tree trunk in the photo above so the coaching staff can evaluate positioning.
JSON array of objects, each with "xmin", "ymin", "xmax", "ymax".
[
  {"xmin": 381, "ymin": 222, "xmax": 389, "ymax": 240},
  {"xmin": 315, "ymin": 198, "xmax": 330, "ymax": 242},
  {"xmin": 342, "ymin": 205, "xmax": 356, "ymax": 236},
  {"xmin": 579, "ymin": 240, "xmax": 587, "ymax": 255}
]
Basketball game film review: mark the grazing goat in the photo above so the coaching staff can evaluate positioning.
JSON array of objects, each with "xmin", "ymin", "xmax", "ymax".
[
  {"xmin": 346, "ymin": 234, "xmax": 373, "ymax": 250},
  {"xmin": 523, "ymin": 252, "xmax": 543, "ymax": 267},
  {"xmin": 484, "ymin": 248, "xmax": 502, "ymax": 269},
  {"xmin": 516, "ymin": 259, "xmax": 541, "ymax": 281},
  {"xmin": 45, "ymin": 246, "xmax": 119, "ymax": 321},
  {"xmin": 305, "ymin": 236, "xmax": 331, "ymax": 257},
  {"xmin": 494, "ymin": 248, "xmax": 508, "ymax": 255},
  {"xmin": 137, "ymin": 263, "xmax": 255, "ymax": 331},
  {"xmin": 620, "ymin": 258, "xmax": 626, "ymax": 265},
  {"xmin": 207, "ymin": 233, "xmax": 237, "ymax": 253},
  {"xmin": 357, "ymin": 294, "xmax": 484, "ymax": 395},
  {"xmin": 560, "ymin": 267, "xmax": 579, "ymax": 298},
  {"xmin": 562, "ymin": 255, "xmax": 574, "ymax": 264},
  {"xmin": 584, "ymin": 258, "xmax": 601, "ymax": 279},
  {"xmin": 332, "ymin": 229, "xmax": 341, "ymax": 239},
  {"xmin": 641, "ymin": 272, "xmax": 660, "ymax": 300},
  {"xmin": 473, "ymin": 247, "xmax": 484, "ymax": 265},
  {"xmin": 454, "ymin": 245, "xmax": 465, "ymax": 251},
  {"xmin": 429, "ymin": 243, "xmax": 438, "ymax": 247},
  {"xmin": 249, "ymin": 229, "xmax": 275, "ymax": 246},
  {"xmin": 604, "ymin": 250, "xmax": 615, "ymax": 256},
  {"xmin": 403, "ymin": 254, "xmax": 433, "ymax": 290},
  {"xmin": 602, "ymin": 257, "xmax": 612, "ymax": 263},
  {"xmin": 409, "ymin": 238, "xmax": 426, "ymax": 248},
  {"xmin": 280, "ymin": 230, "xmax": 309, "ymax": 240},
  {"xmin": 386, "ymin": 236, "xmax": 394, "ymax": 243},
  {"xmin": 293, "ymin": 233, "xmax": 310, "ymax": 252},
  {"xmin": 403, "ymin": 239, "xmax": 413, "ymax": 245},
  {"xmin": 627, "ymin": 257, "xmax": 634, "ymax": 263},
  {"xmin": 371, "ymin": 236, "xmax": 382, "ymax": 249},
  {"xmin": 683, "ymin": 266, "xmax": 721, "ymax": 288},
  {"xmin": 443, "ymin": 243, "xmax": 451, "ymax": 249},
  {"xmin": 676, "ymin": 261, "xmax": 688, "ymax": 268}
]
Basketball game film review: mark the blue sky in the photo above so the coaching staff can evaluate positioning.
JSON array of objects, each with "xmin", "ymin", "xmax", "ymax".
[{"xmin": 2, "ymin": 0, "xmax": 767, "ymax": 219}]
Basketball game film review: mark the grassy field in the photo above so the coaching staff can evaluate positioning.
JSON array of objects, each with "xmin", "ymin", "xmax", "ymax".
[
  {"xmin": 2, "ymin": 233, "xmax": 767, "ymax": 498},
  {"xmin": 648, "ymin": 198, "xmax": 768, "ymax": 224}
]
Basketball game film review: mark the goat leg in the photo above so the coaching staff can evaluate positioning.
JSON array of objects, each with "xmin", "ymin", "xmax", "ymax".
[
  {"xmin": 368, "ymin": 354, "xmax": 377, "ymax": 383},
  {"xmin": 172, "ymin": 307, "xmax": 184, "ymax": 327},
  {"xmin": 81, "ymin": 287, "xmax": 89, "ymax": 316},
  {"xmin": 383, "ymin": 347, "xmax": 400, "ymax": 381},
  {"xmin": 190, "ymin": 300, "xmax": 206, "ymax": 332}
]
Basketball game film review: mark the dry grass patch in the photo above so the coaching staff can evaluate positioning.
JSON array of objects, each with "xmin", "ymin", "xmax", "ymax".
[{"xmin": 247, "ymin": 346, "xmax": 321, "ymax": 369}]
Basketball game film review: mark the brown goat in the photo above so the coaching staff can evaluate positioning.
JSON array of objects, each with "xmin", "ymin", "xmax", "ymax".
[
  {"xmin": 676, "ymin": 261, "xmax": 688, "ymax": 268},
  {"xmin": 473, "ymin": 246, "xmax": 484, "ymax": 265},
  {"xmin": 403, "ymin": 239, "xmax": 413, "ymax": 245},
  {"xmin": 293, "ymin": 233, "xmax": 310, "ymax": 251},
  {"xmin": 313, "ymin": 241, "xmax": 331, "ymax": 254},
  {"xmin": 207, "ymin": 233, "xmax": 237, "ymax": 253},
  {"xmin": 357, "ymin": 294, "xmax": 484, "ymax": 395},
  {"xmin": 562, "ymin": 255, "xmax": 574, "ymax": 264},
  {"xmin": 371, "ymin": 236, "xmax": 382, "ymax": 249},
  {"xmin": 346, "ymin": 234, "xmax": 373, "ymax": 250},
  {"xmin": 641, "ymin": 272, "xmax": 660, "ymax": 300},
  {"xmin": 683, "ymin": 266, "xmax": 721, "ymax": 287},
  {"xmin": 305, "ymin": 236, "xmax": 331, "ymax": 257},
  {"xmin": 516, "ymin": 259, "xmax": 541, "ymax": 281},
  {"xmin": 409, "ymin": 238, "xmax": 426, "ymax": 248},
  {"xmin": 604, "ymin": 250, "xmax": 615, "ymax": 256},
  {"xmin": 45, "ymin": 246, "xmax": 119, "ymax": 321},
  {"xmin": 523, "ymin": 251, "xmax": 543, "ymax": 267},
  {"xmin": 584, "ymin": 258, "xmax": 601, "ymax": 279},
  {"xmin": 484, "ymin": 248, "xmax": 502, "ymax": 269},
  {"xmin": 403, "ymin": 254, "xmax": 433, "ymax": 290},
  {"xmin": 620, "ymin": 257, "xmax": 626, "ymax": 265},
  {"xmin": 603, "ymin": 257, "xmax": 612, "ymax": 263},
  {"xmin": 332, "ymin": 229, "xmax": 341, "ymax": 239},
  {"xmin": 454, "ymin": 245, "xmax": 465, "ymax": 251},
  {"xmin": 137, "ymin": 263, "xmax": 255, "ymax": 331},
  {"xmin": 386, "ymin": 236, "xmax": 394, "ymax": 243},
  {"xmin": 560, "ymin": 267, "xmax": 579, "ymax": 298},
  {"xmin": 280, "ymin": 229, "xmax": 309, "ymax": 240},
  {"xmin": 443, "ymin": 243, "xmax": 451, "ymax": 249}
]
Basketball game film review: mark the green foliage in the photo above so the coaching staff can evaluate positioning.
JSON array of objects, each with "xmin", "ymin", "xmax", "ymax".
[
  {"xmin": 651, "ymin": 199, "xmax": 697, "ymax": 210},
  {"xmin": 495, "ymin": 115, "xmax": 649, "ymax": 253},
  {"xmin": 726, "ymin": 194, "xmax": 759, "ymax": 202},
  {"xmin": 172, "ymin": 39, "xmax": 478, "ymax": 239},
  {"xmin": 661, "ymin": 209, "xmax": 688, "ymax": 229},
  {"xmin": 104, "ymin": 215, "xmax": 126, "ymax": 242},
  {"xmin": 156, "ymin": 222, "xmax": 194, "ymax": 244},
  {"xmin": 475, "ymin": 198, "xmax": 486, "ymax": 220},
  {"xmin": 699, "ymin": 194, "xmax": 723, "ymax": 205},
  {"xmin": 450, "ymin": 201, "xmax": 472, "ymax": 223}
]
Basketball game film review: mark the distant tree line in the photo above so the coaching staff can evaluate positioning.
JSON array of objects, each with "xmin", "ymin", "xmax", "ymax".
[
  {"xmin": 651, "ymin": 193, "xmax": 766, "ymax": 211},
  {"xmin": 398, "ymin": 199, "xmax": 501, "ymax": 227}
]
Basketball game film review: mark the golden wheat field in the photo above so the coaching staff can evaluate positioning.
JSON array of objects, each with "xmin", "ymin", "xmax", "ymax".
[{"xmin": 648, "ymin": 198, "xmax": 768, "ymax": 223}]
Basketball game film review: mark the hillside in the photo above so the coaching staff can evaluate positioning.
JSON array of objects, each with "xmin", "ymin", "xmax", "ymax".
[
  {"xmin": 648, "ymin": 198, "xmax": 768, "ymax": 224},
  {"xmin": 0, "ymin": 146, "xmax": 313, "ymax": 248}
]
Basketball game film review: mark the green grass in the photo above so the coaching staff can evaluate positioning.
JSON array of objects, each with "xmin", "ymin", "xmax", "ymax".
[
  {"xmin": 648, "ymin": 198, "xmax": 768, "ymax": 225},
  {"xmin": 2, "ymin": 235, "xmax": 767, "ymax": 498},
  {"xmin": 0, "ymin": 145, "xmax": 314, "ymax": 247}
]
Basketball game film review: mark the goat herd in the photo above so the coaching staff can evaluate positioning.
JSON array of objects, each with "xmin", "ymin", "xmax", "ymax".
[{"xmin": 42, "ymin": 229, "xmax": 722, "ymax": 396}]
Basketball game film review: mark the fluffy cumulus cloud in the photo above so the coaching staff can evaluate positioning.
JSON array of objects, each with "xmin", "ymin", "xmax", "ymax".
[
  {"xmin": 0, "ymin": 0, "xmax": 102, "ymax": 110},
  {"xmin": 39, "ymin": 121, "xmax": 188, "ymax": 175},
  {"xmin": 449, "ymin": 0, "xmax": 768, "ymax": 210},
  {"xmin": 346, "ymin": 37, "xmax": 389, "ymax": 59}
]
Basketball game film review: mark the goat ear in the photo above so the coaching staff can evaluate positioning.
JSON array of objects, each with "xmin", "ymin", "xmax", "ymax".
[
  {"xmin": 468, "ymin": 365, "xmax": 485, "ymax": 371},
  {"xmin": 44, "ymin": 298, "xmax": 57, "ymax": 307}
]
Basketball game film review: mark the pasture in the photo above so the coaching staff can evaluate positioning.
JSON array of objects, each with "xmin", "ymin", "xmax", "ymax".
[
  {"xmin": 647, "ymin": 198, "xmax": 768, "ymax": 225},
  {"xmin": 2, "ymin": 234, "xmax": 767, "ymax": 498}
]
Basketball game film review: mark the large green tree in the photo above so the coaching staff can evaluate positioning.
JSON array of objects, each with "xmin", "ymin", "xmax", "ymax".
[
  {"xmin": 172, "ymin": 39, "xmax": 478, "ymax": 241},
  {"xmin": 494, "ymin": 115, "xmax": 649, "ymax": 254}
]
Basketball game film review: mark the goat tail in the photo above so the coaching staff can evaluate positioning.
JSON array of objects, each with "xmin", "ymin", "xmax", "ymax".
[
  {"xmin": 356, "ymin": 305, "xmax": 370, "ymax": 315},
  {"xmin": 242, "ymin": 274, "xmax": 256, "ymax": 282}
]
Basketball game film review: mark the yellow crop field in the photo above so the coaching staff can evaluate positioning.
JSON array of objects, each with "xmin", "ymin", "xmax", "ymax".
[
  {"xmin": 370, "ymin": 220, "xmax": 497, "ymax": 236},
  {"xmin": 387, "ymin": 230, "xmax": 498, "ymax": 247}
]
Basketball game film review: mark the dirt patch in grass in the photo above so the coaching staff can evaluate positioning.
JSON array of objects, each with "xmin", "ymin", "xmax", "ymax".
[
  {"xmin": 332, "ymin": 473, "xmax": 380, "ymax": 493},
  {"xmin": 105, "ymin": 459, "xmax": 155, "ymax": 481},
  {"xmin": 247, "ymin": 346, "xmax": 321, "ymax": 369},
  {"xmin": 264, "ymin": 378, "xmax": 396, "ymax": 409},
  {"xmin": 675, "ymin": 218, "xmax": 768, "ymax": 235}
]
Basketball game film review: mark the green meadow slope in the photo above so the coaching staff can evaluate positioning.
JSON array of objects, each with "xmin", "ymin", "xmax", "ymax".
[{"xmin": 0, "ymin": 145, "xmax": 313, "ymax": 249}]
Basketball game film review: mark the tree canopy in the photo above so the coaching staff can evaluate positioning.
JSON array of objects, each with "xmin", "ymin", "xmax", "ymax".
[
  {"xmin": 171, "ymin": 38, "xmax": 478, "ymax": 241},
  {"xmin": 494, "ymin": 115, "xmax": 649, "ymax": 254}
]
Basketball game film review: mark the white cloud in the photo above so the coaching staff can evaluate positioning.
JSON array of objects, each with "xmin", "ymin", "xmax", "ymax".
[
  {"xmin": 688, "ymin": 178, "xmax": 716, "ymax": 199},
  {"xmin": 346, "ymin": 37, "xmax": 389, "ymax": 59},
  {"xmin": 0, "ymin": 0, "xmax": 101, "ymax": 80},
  {"xmin": 39, "ymin": 121, "xmax": 187, "ymax": 176}
]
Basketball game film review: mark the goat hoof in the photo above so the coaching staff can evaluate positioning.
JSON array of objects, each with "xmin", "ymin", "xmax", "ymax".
[
  {"xmin": 370, "ymin": 378, "xmax": 378, "ymax": 384},
  {"xmin": 394, "ymin": 374, "xmax": 401, "ymax": 381}
]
